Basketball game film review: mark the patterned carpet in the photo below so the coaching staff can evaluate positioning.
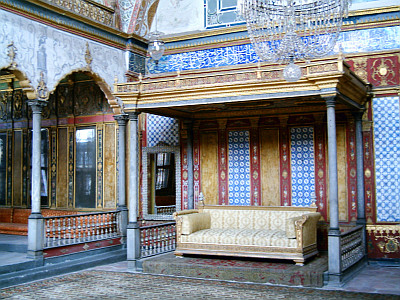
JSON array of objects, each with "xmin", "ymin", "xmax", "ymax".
[
  {"xmin": 142, "ymin": 252, "xmax": 328, "ymax": 287},
  {"xmin": 1, "ymin": 271, "xmax": 399, "ymax": 300}
]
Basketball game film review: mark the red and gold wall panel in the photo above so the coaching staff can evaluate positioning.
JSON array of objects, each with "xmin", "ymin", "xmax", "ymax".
[
  {"xmin": 346, "ymin": 118, "xmax": 358, "ymax": 222},
  {"xmin": 279, "ymin": 120, "xmax": 291, "ymax": 206},
  {"xmin": 367, "ymin": 225, "xmax": 400, "ymax": 259}
]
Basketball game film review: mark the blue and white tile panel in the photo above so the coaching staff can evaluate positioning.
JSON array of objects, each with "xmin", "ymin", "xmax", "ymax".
[
  {"xmin": 146, "ymin": 114, "xmax": 179, "ymax": 147},
  {"xmin": 290, "ymin": 127, "xmax": 316, "ymax": 207},
  {"xmin": 373, "ymin": 97, "xmax": 400, "ymax": 222},
  {"xmin": 228, "ymin": 130, "xmax": 251, "ymax": 205},
  {"xmin": 147, "ymin": 25, "xmax": 400, "ymax": 74}
]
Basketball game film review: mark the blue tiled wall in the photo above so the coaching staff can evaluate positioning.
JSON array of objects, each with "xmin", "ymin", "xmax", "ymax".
[
  {"xmin": 146, "ymin": 114, "xmax": 179, "ymax": 147},
  {"xmin": 290, "ymin": 127, "xmax": 316, "ymax": 207},
  {"xmin": 373, "ymin": 97, "xmax": 400, "ymax": 222},
  {"xmin": 228, "ymin": 130, "xmax": 251, "ymax": 205},
  {"xmin": 146, "ymin": 26, "xmax": 400, "ymax": 74}
]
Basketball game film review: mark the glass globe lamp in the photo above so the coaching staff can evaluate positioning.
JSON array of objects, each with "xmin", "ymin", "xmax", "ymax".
[{"xmin": 148, "ymin": 32, "xmax": 165, "ymax": 61}]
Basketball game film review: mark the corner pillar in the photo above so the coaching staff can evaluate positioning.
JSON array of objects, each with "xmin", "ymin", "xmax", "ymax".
[
  {"xmin": 325, "ymin": 96, "xmax": 341, "ymax": 280},
  {"xmin": 354, "ymin": 111, "xmax": 366, "ymax": 226},
  {"xmin": 27, "ymin": 99, "xmax": 47, "ymax": 259},
  {"xmin": 114, "ymin": 114, "xmax": 129, "ymax": 239},
  {"xmin": 126, "ymin": 112, "xmax": 141, "ymax": 270}
]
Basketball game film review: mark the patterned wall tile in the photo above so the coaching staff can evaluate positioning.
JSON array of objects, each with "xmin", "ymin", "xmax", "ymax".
[
  {"xmin": 372, "ymin": 97, "xmax": 400, "ymax": 222},
  {"xmin": 290, "ymin": 127, "xmax": 315, "ymax": 207},
  {"xmin": 146, "ymin": 114, "xmax": 179, "ymax": 147},
  {"xmin": 228, "ymin": 130, "xmax": 251, "ymax": 205},
  {"xmin": 148, "ymin": 25, "xmax": 400, "ymax": 74}
]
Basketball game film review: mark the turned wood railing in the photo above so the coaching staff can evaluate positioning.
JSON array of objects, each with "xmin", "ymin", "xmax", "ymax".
[
  {"xmin": 154, "ymin": 205, "xmax": 176, "ymax": 216},
  {"xmin": 43, "ymin": 211, "xmax": 121, "ymax": 249},
  {"xmin": 140, "ymin": 222, "xmax": 176, "ymax": 258},
  {"xmin": 340, "ymin": 225, "xmax": 365, "ymax": 272}
]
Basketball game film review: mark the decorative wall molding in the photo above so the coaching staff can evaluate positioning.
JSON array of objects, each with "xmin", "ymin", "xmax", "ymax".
[
  {"xmin": 0, "ymin": 0, "xmax": 130, "ymax": 48},
  {"xmin": 0, "ymin": 9, "xmax": 126, "ymax": 103}
]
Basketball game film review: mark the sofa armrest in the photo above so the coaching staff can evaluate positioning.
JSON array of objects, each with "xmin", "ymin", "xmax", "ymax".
[
  {"xmin": 173, "ymin": 209, "xmax": 199, "ymax": 218},
  {"xmin": 286, "ymin": 216, "xmax": 304, "ymax": 239},
  {"xmin": 174, "ymin": 210, "xmax": 210, "ymax": 239},
  {"xmin": 292, "ymin": 212, "xmax": 321, "ymax": 248}
]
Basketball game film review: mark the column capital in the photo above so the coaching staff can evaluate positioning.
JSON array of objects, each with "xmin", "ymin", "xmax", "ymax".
[
  {"xmin": 324, "ymin": 96, "xmax": 336, "ymax": 108},
  {"xmin": 114, "ymin": 114, "xmax": 129, "ymax": 125},
  {"xmin": 127, "ymin": 111, "xmax": 140, "ymax": 121},
  {"xmin": 27, "ymin": 99, "xmax": 47, "ymax": 113},
  {"xmin": 352, "ymin": 109, "xmax": 366, "ymax": 121}
]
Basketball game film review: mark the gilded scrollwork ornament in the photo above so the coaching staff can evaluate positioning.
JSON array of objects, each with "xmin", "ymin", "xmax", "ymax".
[
  {"xmin": 36, "ymin": 71, "xmax": 49, "ymax": 101},
  {"xmin": 85, "ymin": 42, "xmax": 93, "ymax": 70}
]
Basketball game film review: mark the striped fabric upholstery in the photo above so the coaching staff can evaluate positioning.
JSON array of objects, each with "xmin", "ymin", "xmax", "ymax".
[
  {"xmin": 181, "ymin": 228, "xmax": 298, "ymax": 248},
  {"xmin": 204, "ymin": 209, "xmax": 308, "ymax": 231}
]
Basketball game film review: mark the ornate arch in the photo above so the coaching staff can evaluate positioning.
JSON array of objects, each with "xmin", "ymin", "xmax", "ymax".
[{"xmin": 51, "ymin": 67, "xmax": 123, "ymax": 115}]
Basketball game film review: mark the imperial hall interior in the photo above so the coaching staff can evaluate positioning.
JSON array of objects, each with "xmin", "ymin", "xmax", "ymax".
[{"xmin": 0, "ymin": 0, "xmax": 399, "ymax": 297}]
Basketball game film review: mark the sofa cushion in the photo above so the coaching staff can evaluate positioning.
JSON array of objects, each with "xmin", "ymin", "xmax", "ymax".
[
  {"xmin": 205, "ymin": 209, "xmax": 310, "ymax": 231},
  {"xmin": 181, "ymin": 212, "xmax": 211, "ymax": 235},
  {"xmin": 180, "ymin": 228, "xmax": 297, "ymax": 248}
]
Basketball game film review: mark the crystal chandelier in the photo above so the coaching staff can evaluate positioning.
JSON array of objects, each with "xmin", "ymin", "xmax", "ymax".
[{"xmin": 238, "ymin": 0, "xmax": 350, "ymax": 82}]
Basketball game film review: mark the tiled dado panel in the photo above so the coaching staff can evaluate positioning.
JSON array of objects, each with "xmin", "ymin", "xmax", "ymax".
[
  {"xmin": 372, "ymin": 97, "xmax": 400, "ymax": 222},
  {"xmin": 290, "ymin": 127, "xmax": 316, "ymax": 207},
  {"xmin": 147, "ymin": 26, "xmax": 400, "ymax": 74},
  {"xmin": 146, "ymin": 114, "xmax": 179, "ymax": 147},
  {"xmin": 228, "ymin": 130, "xmax": 251, "ymax": 205}
]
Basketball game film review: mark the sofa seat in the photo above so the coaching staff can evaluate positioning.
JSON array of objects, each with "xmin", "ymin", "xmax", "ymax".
[{"xmin": 180, "ymin": 228, "xmax": 298, "ymax": 248}]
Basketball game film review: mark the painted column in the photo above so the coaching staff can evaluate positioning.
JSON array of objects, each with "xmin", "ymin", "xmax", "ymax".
[
  {"xmin": 27, "ymin": 99, "xmax": 47, "ymax": 259},
  {"xmin": 126, "ymin": 112, "xmax": 141, "ymax": 269},
  {"xmin": 326, "ymin": 96, "xmax": 341, "ymax": 281},
  {"xmin": 186, "ymin": 121, "xmax": 194, "ymax": 210},
  {"xmin": 114, "ymin": 114, "xmax": 129, "ymax": 238},
  {"xmin": 354, "ymin": 111, "xmax": 366, "ymax": 225}
]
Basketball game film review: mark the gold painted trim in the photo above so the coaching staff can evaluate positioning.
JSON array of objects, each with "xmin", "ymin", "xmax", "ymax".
[
  {"xmin": 70, "ymin": 126, "xmax": 75, "ymax": 209},
  {"xmin": 367, "ymin": 225, "xmax": 400, "ymax": 233},
  {"xmin": 348, "ymin": 5, "xmax": 400, "ymax": 17},
  {"xmin": 83, "ymin": 0, "xmax": 115, "ymax": 13},
  {"xmin": 97, "ymin": 122, "xmax": 104, "ymax": 209},
  {"xmin": 199, "ymin": 204, "xmax": 317, "ymax": 212}
]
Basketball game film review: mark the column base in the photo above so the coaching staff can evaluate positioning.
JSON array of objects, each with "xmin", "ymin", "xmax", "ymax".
[
  {"xmin": 127, "ymin": 222, "xmax": 141, "ymax": 262},
  {"xmin": 27, "ymin": 213, "xmax": 44, "ymax": 259},
  {"xmin": 324, "ymin": 256, "xmax": 367, "ymax": 287},
  {"xmin": 27, "ymin": 250, "xmax": 44, "ymax": 261},
  {"xmin": 117, "ymin": 205, "xmax": 128, "ymax": 238}
]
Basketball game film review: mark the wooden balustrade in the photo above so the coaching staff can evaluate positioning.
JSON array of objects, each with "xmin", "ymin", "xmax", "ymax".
[
  {"xmin": 140, "ymin": 222, "xmax": 176, "ymax": 258},
  {"xmin": 340, "ymin": 225, "xmax": 365, "ymax": 272},
  {"xmin": 44, "ymin": 211, "xmax": 121, "ymax": 249},
  {"xmin": 154, "ymin": 205, "xmax": 176, "ymax": 216}
]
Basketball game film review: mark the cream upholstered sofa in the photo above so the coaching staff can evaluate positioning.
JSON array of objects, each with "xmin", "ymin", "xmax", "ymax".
[{"xmin": 173, "ymin": 205, "xmax": 321, "ymax": 265}]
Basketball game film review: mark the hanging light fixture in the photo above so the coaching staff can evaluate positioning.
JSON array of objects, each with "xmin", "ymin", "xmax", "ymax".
[
  {"xmin": 238, "ymin": 0, "xmax": 350, "ymax": 82},
  {"xmin": 148, "ymin": 32, "xmax": 165, "ymax": 61},
  {"xmin": 148, "ymin": 8, "xmax": 165, "ymax": 62}
]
